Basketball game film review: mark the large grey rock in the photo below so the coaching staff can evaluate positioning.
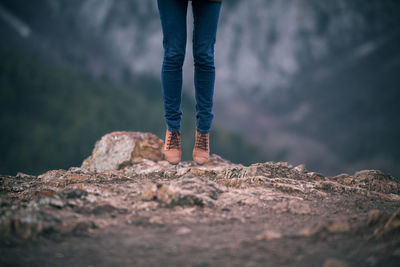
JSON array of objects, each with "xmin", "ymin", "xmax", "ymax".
[{"xmin": 81, "ymin": 131, "xmax": 164, "ymax": 171}]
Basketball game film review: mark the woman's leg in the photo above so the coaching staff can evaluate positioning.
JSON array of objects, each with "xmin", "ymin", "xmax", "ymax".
[
  {"xmin": 192, "ymin": 0, "xmax": 221, "ymax": 134},
  {"xmin": 157, "ymin": 0, "xmax": 189, "ymax": 132}
]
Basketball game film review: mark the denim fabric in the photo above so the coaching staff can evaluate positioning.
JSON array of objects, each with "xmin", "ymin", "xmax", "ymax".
[{"xmin": 157, "ymin": 0, "xmax": 221, "ymax": 134}]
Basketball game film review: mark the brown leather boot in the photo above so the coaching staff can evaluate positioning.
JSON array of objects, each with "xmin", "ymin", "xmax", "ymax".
[
  {"xmin": 192, "ymin": 129, "xmax": 210, "ymax": 165},
  {"xmin": 163, "ymin": 129, "xmax": 181, "ymax": 165}
]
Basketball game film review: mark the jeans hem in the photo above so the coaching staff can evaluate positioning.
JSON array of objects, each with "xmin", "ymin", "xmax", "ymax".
[
  {"xmin": 196, "ymin": 128, "xmax": 210, "ymax": 134},
  {"xmin": 167, "ymin": 124, "xmax": 181, "ymax": 133}
]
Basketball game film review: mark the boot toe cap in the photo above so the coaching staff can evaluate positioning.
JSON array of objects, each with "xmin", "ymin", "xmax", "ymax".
[
  {"xmin": 163, "ymin": 150, "xmax": 181, "ymax": 164},
  {"xmin": 193, "ymin": 150, "xmax": 209, "ymax": 165}
]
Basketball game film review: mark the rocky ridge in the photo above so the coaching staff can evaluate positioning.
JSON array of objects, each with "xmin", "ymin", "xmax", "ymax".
[{"xmin": 1, "ymin": 131, "xmax": 399, "ymax": 266}]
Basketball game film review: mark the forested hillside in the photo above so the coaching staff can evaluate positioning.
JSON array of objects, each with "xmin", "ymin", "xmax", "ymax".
[{"xmin": 0, "ymin": 50, "xmax": 268, "ymax": 175}]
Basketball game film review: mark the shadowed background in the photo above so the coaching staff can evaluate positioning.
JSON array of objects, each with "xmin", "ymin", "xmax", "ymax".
[{"xmin": 0, "ymin": 0, "xmax": 399, "ymax": 177}]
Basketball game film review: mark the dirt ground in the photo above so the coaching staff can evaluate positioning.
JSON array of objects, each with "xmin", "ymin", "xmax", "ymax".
[{"xmin": 1, "ymin": 164, "xmax": 399, "ymax": 267}]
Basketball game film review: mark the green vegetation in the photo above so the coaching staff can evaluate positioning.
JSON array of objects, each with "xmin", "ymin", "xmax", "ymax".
[{"xmin": 0, "ymin": 50, "xmax": 268, "ymax": 175}]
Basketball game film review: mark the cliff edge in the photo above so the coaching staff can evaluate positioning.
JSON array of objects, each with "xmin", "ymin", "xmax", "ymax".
[{"xmin": 1, "ymin": 131, "xmax": 399, "ymax": 266}]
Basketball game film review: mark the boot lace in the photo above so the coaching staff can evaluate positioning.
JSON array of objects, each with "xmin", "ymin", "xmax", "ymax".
[
  {"xmin": 195, "ymin": 132, "xmax": 209, "ymax": 151},
  {"xmin": 167, "ymin": 131, "xmax": 181, "ymax": 150}
]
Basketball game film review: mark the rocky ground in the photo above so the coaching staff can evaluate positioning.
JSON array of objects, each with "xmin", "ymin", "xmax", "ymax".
[{"xmin": 1, "ymin": 131, "xmax": 399, "ymax": 267}]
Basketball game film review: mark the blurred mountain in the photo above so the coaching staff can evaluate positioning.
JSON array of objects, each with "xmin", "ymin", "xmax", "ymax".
[
  {"xmin": 0, "ymin": 1, "xmax": 268, "ymax": 175},
  {"xmin": 1, "ymin": 0, "xmax": 399, "ymax": 176}
]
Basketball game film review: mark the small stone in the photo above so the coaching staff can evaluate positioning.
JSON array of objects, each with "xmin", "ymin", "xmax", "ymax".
[
  {"xmin": 255, "ymin": 230, "xmax": 282, "ymax": 240},
  {"xmin": 60, "ymin": 188, "xmax": 88, "ymax": 199},
  {"xmin": 16, "ymin": 172, "xmax": 34, "ymax": 178},
  {"xmin": 91, "ymin": 204, "xmax": 118, "ymax": 215},
  {"xmin": 367, "ymin": 209, "xmax": 381, "ymax": 226},
  {"xmin": 322, "ymin": 258, "xmax": 349, "ymax": 267},
  {"xmin": 330, "ymin": 173, "xmax": 351, "ymax": 183},
  {"xmin": 294, "ymin": 164, "xmax": 306, "ymax": 172},
  {"xmin": 142, "ymin": 184, "xmax": 158, "ymax": 201},
  {"xmin": 308, "ymin": 172, "xmax": 325, "ymax": 180},
  {"xmin": 273, "ymin": 183, "xmax": 304, "ymax": 194},
  {"xmin": 49, "ymin": 198, "xmax": 64, "ymax": 209},
  {"xmin": 86, "ymin": 195, "xmax": 97, "ymax": 203},
  {"xmin": 149, "ymin": 216, "xmax": 163, "ymax": 224},
  {"xmin": 297, "ymin": 226, "xmax": 321, "ymax": 237},
  {"xmin": 342, "ymin": 178, "xmax": 353, "ymax": 185},
  {"xmin": 327, "ymin": 219, "xmax": 350, "ymax": 233},
  {"xmin": 38, "ymin": 169, "xmax": 67, "ymax": 183},
  {"xmin": 68, "ymin": 167, "xmax": 90, "ymax": 174},
  {"xmin": 156, "ymin": 184, "xmax": 179, "ymax": 205},
  {"xmin": 67, "ymin": 200, "xmax": 77, "ymax": 207},
  {"xmin": 176, "ymin": 227, "xmax": 191, "ymax": 235}
]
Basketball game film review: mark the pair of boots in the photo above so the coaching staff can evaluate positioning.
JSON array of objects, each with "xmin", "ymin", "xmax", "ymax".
[{"xmin": 162, "ymin": 129, "xmax": 209, "ymax": 165}]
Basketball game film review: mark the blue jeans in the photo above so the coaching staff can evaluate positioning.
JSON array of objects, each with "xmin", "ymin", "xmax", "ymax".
[{"xmin": 157, "ymin": 0, "xmax": 221, "ymax": 134}]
